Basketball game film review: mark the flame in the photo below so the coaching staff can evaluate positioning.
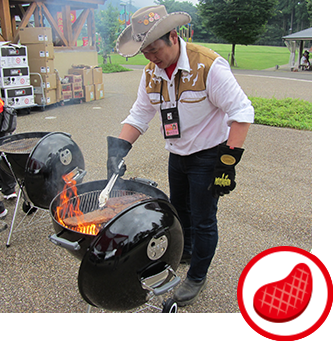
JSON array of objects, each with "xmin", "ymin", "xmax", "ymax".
[{"xmin": 56, "ymin": 176, "xmax": 100, "ymax": 235}]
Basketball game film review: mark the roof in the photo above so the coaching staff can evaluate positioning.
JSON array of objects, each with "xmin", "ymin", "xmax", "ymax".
[{"xmin": 283, "ymin": 27, "xmax": 312, "ymax": 41}]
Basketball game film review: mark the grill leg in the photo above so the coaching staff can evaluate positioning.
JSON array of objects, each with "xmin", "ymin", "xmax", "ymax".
[
  {"xmin": 86, "ymin": 304, "xmax": 92, "ymax": 313},
  {"xmin": 6, "ymin": 188, "xmax": 22, "ymax": 247}
]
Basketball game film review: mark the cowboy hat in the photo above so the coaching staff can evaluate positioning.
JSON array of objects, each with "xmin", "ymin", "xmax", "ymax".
[{"xmin": 116, "ymin": 5, "xmax": 191, "ymax": 58}]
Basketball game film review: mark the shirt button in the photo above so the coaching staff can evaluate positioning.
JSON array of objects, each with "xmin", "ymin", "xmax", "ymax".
[
  {"xmin": 170, "ymin": 143, "xmax": 173, "ymax": 145},
  {"xmin": 170, "ymin": 84, "xmax": 173, "ymax": 87}
]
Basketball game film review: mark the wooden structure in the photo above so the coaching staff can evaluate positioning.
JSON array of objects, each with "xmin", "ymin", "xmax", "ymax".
[
  {"xmin": 0, "ymin": 0, "xmax": 105, "ymax": 48},
  {"xmin": 283, "ymin": 27, "xmax": 312, "ymax": 70}
]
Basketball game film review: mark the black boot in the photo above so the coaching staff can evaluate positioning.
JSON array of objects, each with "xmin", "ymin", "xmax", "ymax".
[{"xmin": 173, "ymin": 277, "xmax": 207, "ymax": 306}]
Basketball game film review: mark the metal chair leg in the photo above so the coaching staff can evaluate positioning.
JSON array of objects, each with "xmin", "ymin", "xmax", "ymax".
[{"xmin": 6, "ymin": 188, "xmax": 22, "ymax": 247}]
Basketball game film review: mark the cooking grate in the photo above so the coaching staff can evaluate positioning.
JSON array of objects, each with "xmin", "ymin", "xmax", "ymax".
[
  {"xmin": 55, "ymin": 189, "xmax": 152, "ymax": 235},
  {"xmin": 0, "ymin": 137, "xmax": 41, "ymax": 154}
]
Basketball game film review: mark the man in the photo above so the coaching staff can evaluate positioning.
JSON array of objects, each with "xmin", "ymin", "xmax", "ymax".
[{"xmin": 109, "ymin": 5, "xmax": 254, "ymax": 307}]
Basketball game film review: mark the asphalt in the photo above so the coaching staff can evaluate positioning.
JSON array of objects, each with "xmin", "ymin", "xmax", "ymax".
[{"xmin": 0, "ymin": 65, "xmax": 312, "ymax": 314}]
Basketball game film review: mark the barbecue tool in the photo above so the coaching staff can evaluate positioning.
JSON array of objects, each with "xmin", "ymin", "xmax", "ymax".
[{"xmin": 98, "ymin": 159, "xmax": 124, "ymax": 207}]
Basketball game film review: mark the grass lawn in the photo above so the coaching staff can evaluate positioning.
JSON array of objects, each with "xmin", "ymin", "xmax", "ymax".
[
  {"xmin": 98, "ymin": 43, "xmax": 311, "ymax": 131},
  {"xmin": 99, "ymin": 43, "xmax": 292, "ymax": 70}
]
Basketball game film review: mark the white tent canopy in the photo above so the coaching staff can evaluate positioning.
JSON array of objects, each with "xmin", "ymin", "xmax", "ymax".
[{"xmin": 283, "ymin": 27, "xmax": 312, "ymax": 70}]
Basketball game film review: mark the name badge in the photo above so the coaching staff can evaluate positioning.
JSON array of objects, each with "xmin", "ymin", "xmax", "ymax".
[{"xmin": 161, "ymin": 107, "xmax": 181, "ymax": 139}]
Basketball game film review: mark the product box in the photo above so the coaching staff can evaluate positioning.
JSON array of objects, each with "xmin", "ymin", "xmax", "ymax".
[
  {"xmin": 29, "ymin": 58, "xmax": 54, "ymax": 74},
  {"xmin": 0, "ymin": 66, "xmax": 30, "ymax": 87},
  {"xmin": 30, "ymin": 73, "xmax": 57, "ymax": 93},
  {"xmin": 94, "ymin": 83, "xmax": 104, "ymax": 100},
  {"xmin": 26, "ymin": 43, "xmax": 54, "ymax": 60},
  {"xmin": 35, "ymin": 89, "xmax": 57, "ymax": 105},
  {"xmin": 92, "ymin": 67, "xmax": 103, "ymax": 84},
  {"xmin": 72, "ymin": 81, "xmax": 82, "ymax": 91},
  {"xmin": 1, "ymin": 86, "xmax": 34, "ymax": 108},
  {"xmin": 62, "ymin": 90, "xmax": 73, "ymax": 100},
  {"xmin": 68, "ymin": 67, "xmax": 93, "ymax": 86},
  {"xmin": 19, "ymin": 27, "xmax": 53, "ymax": 44},
  {"xmin": 0, "ymin": 44, "xmax": 28, "ymax": 67},
  {"xmin": 84, "ymin": 84, "xmax": 95, "ymax": 102},
  {"xmin": 64, "ymin": 74, "xmax": 82, "ymax": 83},
  {"xmin": 73, "ymin": 90, "xmax": 84, "ymax": 99},
  {"xmin": 61, "ymin": 83, "xmax": 72, "ymax": 92}
]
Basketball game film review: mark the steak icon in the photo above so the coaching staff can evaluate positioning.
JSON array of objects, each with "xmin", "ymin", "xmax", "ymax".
[{"xmin": 253, "ymin": 263, "xmax": 312, "ymax": 323}]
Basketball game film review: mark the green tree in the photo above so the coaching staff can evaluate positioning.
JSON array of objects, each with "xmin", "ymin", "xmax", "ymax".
[
  {"xmin": 95, "ymin": 4, "xmax": 120, "ymax": 64},
  {"xmin": 198, "ymin": 0, "xmax": 277, "ymax": 66},
  {"xmin": 155, "ymin": 0, "xmax": 219, "ymax": 42}
]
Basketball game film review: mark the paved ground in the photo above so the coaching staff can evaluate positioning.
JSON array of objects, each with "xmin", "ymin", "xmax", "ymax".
[{"xmin": 0, "ymin": 65, "xmax": 312, "ymax": 315}]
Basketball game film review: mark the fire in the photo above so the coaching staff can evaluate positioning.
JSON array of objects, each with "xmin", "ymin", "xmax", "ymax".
[{"xmin": 56, "ymin": 176, "xmax": 100, "ymax": 235}]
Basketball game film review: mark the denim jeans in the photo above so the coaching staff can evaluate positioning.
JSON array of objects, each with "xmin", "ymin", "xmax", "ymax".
[{"xmin": 168, "ymin": 146, "xmax": 219, "ymax": 281}]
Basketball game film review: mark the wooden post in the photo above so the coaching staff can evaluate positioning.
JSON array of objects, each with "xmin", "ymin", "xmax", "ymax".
[
  {"xmin": 0, "ymin": 0, "xmax": 13, "ymax": 41},
  {"xmin": 62, "ymin": 5, "xmax": 73, "ymax": 46}
]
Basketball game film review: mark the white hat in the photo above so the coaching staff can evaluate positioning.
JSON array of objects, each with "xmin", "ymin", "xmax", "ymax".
[{"xmin": 116, "ymin": 5, "xmax": 191, "ymax": 57}]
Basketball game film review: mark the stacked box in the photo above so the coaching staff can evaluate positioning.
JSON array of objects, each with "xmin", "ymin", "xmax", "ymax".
[
  {"xmin": 0, "ymin": 44, "xmax": 28, "ymax": 67},
  {"xmin": 19, "ymin": 27, "xmax": 57, "ymax": 105},
  {"xmin": 62, "ymin": 74, "xmax": 83, "ymax": 100},
  {"xmin": 30, "ymin": 73, "xmax": 57, "ymax": 106},
  {"xmin": 1, "ymin": 86, "xmax": 34, "ymax": 108},
  {"xmin": 0, "ymin": 43, "xmax": 34, "ymax": 109},
  {"xmin": 93, "ymin": 66, "xmax": 104, "ymax": 100}
]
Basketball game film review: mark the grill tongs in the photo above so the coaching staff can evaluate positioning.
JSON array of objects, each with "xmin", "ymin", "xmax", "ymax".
[{"xmin": 98, "ymin": 159, "xmax": 124, "ymax": 208}]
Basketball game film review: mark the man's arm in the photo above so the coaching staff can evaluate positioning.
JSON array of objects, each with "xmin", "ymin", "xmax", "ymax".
[
  {"xmin": 227, "ymin": 122, "xmax": 251, "ymax": 148},
  {"xmin": 118, "ymin": 123, "xmax": 142, "ymax": 144}
]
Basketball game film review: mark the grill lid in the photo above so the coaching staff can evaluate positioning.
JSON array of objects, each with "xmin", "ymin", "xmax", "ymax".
[
  {"xmin": 0, "ymin": 132, "xmax": 50, "ymax": 179},
  {"xmin": 24, "ymin": 132, "xmax": 85, "ymax": 209},
  {"xmin": 77, "ymin": 198, "xmax": 183, "ymax": 311}
]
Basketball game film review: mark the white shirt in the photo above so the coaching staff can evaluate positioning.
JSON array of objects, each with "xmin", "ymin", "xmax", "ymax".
[{"xmin": 122, "ymin": 38, "xmax": 254, "ymax": 156}]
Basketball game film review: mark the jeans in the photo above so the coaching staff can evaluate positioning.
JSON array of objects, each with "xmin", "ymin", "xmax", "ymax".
[
  {"xmin": 168, "ymin": 146, "xmax": 219, "ymax": 281},
  {"xmin": 0, "ymin": 161, "xmax": 16, "ymax": 195}
]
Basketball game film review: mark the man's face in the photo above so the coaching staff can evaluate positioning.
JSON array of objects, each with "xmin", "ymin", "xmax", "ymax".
[{"xmin": 141, "ymin": 32, "xmax": 179, "ymax": 69}]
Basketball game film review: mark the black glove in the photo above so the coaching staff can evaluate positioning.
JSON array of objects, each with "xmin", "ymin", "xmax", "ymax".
[
  {"xmin": 107, "ymin": 136, "xmax": 132, "ymax": 179},
  {"xmin": 209, "ymin": 141, "xmax": 244, "ymax": 198}
]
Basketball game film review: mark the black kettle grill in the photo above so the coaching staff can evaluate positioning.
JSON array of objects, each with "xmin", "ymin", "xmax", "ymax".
[
  {"xmin": 0, "ymin": 131, "xmax": 85, "ymax": 246},
  {"xmin": 49, "ymin": 178, "xmax": 183, "ymax": 313}
]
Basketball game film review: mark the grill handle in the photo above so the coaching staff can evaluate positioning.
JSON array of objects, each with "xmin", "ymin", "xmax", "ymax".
[
  {"xmin": 153, "ymin": 275, "xmax": 181, "ymax": 296},
  {"xmin": 49, "ymin": 233, "xmax": 82, "ymax": 251},
  {"xmin": 129, "ymin": 177, "xmax": 158, "ymax": 187}
]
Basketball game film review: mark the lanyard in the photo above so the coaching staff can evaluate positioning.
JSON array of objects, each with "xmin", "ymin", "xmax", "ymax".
[
  {"xmin": 159, "ymin": 72, "xmax": 181, "ymax": 111},
  {"xmin": 159, "ymin": 72, "xmax": 181, "ymax": 139}
]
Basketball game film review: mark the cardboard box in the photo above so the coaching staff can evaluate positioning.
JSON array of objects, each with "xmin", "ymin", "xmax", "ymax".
[
  {"xmin": 93, "ymin": 67, "xmax": 103, "ymax": 84},
  {"xmin": 73, "ymin": 90, "xmax": 84, "ymax": 99},
  {"xmin": 0, "ymin": 66, "xmax": 30, "ymax": 87},
  {"xmin": 30, "ymin": 73, "xmax": 57, "ymax": 92},
  {"xmin": 35, "ymin": 89, "xmax": 57, "ymax": 105},
  {"xmin": 26, "ymin": 43, "xmax": 54, "ymax": 60},
  {"xmin": 0, "ymin": 44, "xmax": 28, "ymax": 67},
  {"xmin": 62, "ymin": 90, "xmax": 72, "ymax": 100},
  {"xmin": 84, "ymin": 84, "xmax": 95, "ymax": 102},
  {"xmin": 61, "ymin": 83, "xmax": 72, "ymax": 92},
  {"xmin": 64, "ymin": 74, "xmax": 82, "ymax": 83},
  {"xmin": 29, "ymin": 58, "xmax": 54, "ymax": 74},
  {"xmin": 1, "ymin": 86, "xmax": 34, "ymax": 108},
  {"xmin": 94, "ymin": 83, "xmax": 104, "ymax": 100},
  {"xmin": 72, "ymin": 81, "xmax": 82, "ymax": 91},
  {"xmin": 69, "ymin": 67, "xmax": 93, "ymax": 86},
  {"xmin": 19, "ymin": 27, "xmax": 53, "ymax": 44},
  {"xmin": 55, "ymin": 72, "xmax": 62, "ymax": 102}
]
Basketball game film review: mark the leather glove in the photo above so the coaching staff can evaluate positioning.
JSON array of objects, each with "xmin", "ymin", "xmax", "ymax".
[
  {"xmin": 107, "ymin": 136, "xmax": 132, "ymax": 179},
  {"xmin": 209, "ymin": 141, "xmax": 244, "ymax": 198}
]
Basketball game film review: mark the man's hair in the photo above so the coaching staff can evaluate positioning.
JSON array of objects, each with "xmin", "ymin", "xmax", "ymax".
[{"xmin": 159, "ymin": 31, "xmax": 173, "ymax": 46}]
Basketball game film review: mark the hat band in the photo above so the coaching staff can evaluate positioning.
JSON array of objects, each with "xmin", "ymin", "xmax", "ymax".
[{"xmin": 132, "ymin": 32, "xmax": 147, "ymax": 42}]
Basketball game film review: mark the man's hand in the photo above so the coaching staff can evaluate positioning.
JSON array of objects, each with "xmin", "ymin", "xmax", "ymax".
[
  {"xmin": 107, "ymin": 136, "xmax": 132, "ymax": 179},
  {"xmin": 209, "ymin": 141, "xmax": 244, "ymax": 197}
]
